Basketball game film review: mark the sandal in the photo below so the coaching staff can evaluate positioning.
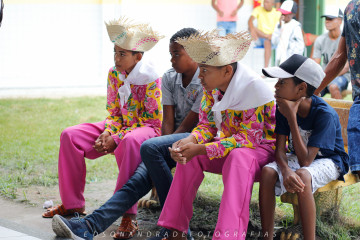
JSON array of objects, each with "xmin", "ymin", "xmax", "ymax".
[
  {"xmin": 114, "ymin": 216, "xmax": 138, "ymax": 239},
  {"xmin": 42, "ymin": 204, "xmax": 86, "ymax": 218}
]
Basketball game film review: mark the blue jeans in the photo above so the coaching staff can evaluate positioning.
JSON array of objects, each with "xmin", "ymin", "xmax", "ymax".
[
  {"xmin": 348, "ymin": 96, "xmax": 360, "ymax": 173},
  {"xmin": 217, "ymin": 21, "xmax": 236, "ymax": 36},
  {"xmin": 320, "ymin": 75, "xmax": 349, "ymax": 96},
  {"xmin": 141, "ymin": 133, "xmax": 190, "ymax": 207},
  {"xmin": 84, "ymin": 133, "xmax": 190, "ymax": 234}
]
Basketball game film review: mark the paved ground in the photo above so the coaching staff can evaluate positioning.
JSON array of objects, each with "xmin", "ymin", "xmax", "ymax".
[{"xmin": 0, "ymin": 196, "xmax": 162, "ymax": 240}]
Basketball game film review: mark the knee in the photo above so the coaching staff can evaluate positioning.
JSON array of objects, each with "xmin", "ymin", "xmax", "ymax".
[
  {"xmin": 60, "ymin": 126, "xmax": 76, "ymax": 140},
  {"xmin": 295, "ymin": 169, "xmax": 312, "ymax": 185},
  {"xmin": 261, "ymin": 167, "xmax": 278, "ymax": 185},
  {"xmin": 329, "ymin": 84, "xmax": 340, "ymax": 93},
  {"xmin": 140, "ymin": 138, "xmax": 159, "ymax": 158}
]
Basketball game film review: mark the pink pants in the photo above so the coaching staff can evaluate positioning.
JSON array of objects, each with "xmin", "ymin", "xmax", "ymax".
[
  {"xmin": 157, "ymin": 145, "xmax": 275, "ymax": 240},
  {"xmin": 58, "ymin": 120, "xmax": 157, "ymax": 214}
]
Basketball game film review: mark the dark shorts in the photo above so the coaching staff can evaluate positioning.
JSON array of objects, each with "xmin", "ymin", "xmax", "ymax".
[{"xmin": 320, "ymin": 75, "xmax": 349, "ymax": 96}]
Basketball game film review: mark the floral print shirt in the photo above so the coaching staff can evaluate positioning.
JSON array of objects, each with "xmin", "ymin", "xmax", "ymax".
[
  {"xmin": 342, "ymin": 0, "xmax": 360, "ymax": 100},
  {"xmin": 191, "ymin": 89, "xmax": 276, "ymax": 160},
  {"xmin": 104, "ymin": 67, "xmax": 163, "ymax": 141}
]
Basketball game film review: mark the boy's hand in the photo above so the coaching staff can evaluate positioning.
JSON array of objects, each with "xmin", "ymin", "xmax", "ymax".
[
  {"xmin": 170, "ymin": 143, "xmax": 205, "ymax": 164},
  {"xmin": 169, "ymin": 135, "xmax": 198, "ymax": 164},
  {"xmin": 102, "ymin": 135, "xmax": 117, "ymax": 154},
  {"xmin": 275, "ymin": 96, "xmax": 305, "ymax": 120},
  {"xmin": 231, "ymin": 9, "xmax": 237, "ymax": 17},
  {"xmin": 282, "ymin": 169, "xmax": 305, "ymax": 193},
  {"xmin": 93, "ymin": 131, "xmax": 111, "ymax": 153},
  {"xmin": 217, "ymin": 10, "xmax": 224, "ymax": 17}
]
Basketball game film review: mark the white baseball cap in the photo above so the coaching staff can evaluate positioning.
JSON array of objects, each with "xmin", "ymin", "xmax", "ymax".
[
  {"xmin": 321, "ymin": 8, "xmax": 344, "ymax": 19},
  {"xmin": 262, "ymin": 54, "xmax": 325, "ymax": 88}
]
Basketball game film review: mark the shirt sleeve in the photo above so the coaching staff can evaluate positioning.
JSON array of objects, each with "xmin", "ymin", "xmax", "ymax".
[
  {"xmin": 114, "ymin": 78, "xmax": 163, "ymax": 140},
  {"xmin": 191, "ymin": 90, "xmax": 217, "ymax": 144},
  {"xmin": 203, "ymin": 103, "xmax": 275, "ymax": 160},
  {"xmin": 105, "ymin": 68, "xmax": 123, "ymax": 134},
  {"xmin": 251, "ymin": 6, "xmax": 259, "ymax": 18},
  {"xmin": 307, "ymin": 111, "xmax": 336, "ymax": 150},
  {"xmin": 161, "ymin": 72, "xmax": 174, "ymax": 106},
  {"xmin": 275, "ymin": 107, "xmax": 290, "ymax": 136},
  {"xmin": 312, "ymin": 36, "xmax": 322, "ymax": 59},
  {"xmin": 191, "ymin": 89, "xmax": 204, "ymax": 113}
]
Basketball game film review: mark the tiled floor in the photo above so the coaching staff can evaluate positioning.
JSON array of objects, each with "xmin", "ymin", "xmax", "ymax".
[{"xmin": 0, "ymin": 226, "xmax": 42, "ymax": 240}]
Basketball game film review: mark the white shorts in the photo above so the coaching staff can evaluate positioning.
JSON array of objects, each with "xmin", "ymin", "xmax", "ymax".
[{"xmin": 265, "ymin": 153, "xmax": 340, "ymax": 196}]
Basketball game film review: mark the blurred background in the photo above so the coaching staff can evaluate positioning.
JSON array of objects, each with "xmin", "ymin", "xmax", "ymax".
[{"xmin": 0, "ymin": 0, "xmax": 350, "ymax": 98}]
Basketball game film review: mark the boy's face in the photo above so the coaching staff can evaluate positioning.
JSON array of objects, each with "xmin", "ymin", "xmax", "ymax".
[
  {"xmin": 281, "ymin": 13, "xmax": 294, "ymax": 23},
  {"xmin": 264, "ymin": 0, "xmax": 274, "ymax": 11},
  {"xmin": 274, "ymin": 78, "xmax": 302, "ymax": 101},
  {"xmin": 113, "ymin": 45, "xmax": 141, "ymax": 74},
  {"xmin": 169, "ymin": 42, "xmax": 197, "ymax": 74},
  {"xmin": 198, "ymin": 64, "xmax": 232, "ymax": 92},
  {"xmin": 325, "ymin": 17, "xmax": 342, "ymax": 31}
]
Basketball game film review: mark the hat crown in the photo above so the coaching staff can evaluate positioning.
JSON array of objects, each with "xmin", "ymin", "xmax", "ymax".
[
  {"xmin": 280, "ymin": 0, "xmax": 298, "ymax": 14},
  {"xmin": 322, "ymin": 8, "xmax": 344, "ymax": 18},
  {"xmin": 106, "ymin": 17, "xmax": 164, "ymax": 52},
  {"xmin": 176, "ymin": 30, "xmax": 252, "ymax": 66}
]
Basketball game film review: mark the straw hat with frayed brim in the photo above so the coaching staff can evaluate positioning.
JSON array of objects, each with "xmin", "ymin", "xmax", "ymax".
[
  {"xmin": 106, "ymin": 17, "xmax": 164, "ymax": 52},
  {"xmin": 176, "ymin": 30, "xmax": 252, "ymax": 66}
]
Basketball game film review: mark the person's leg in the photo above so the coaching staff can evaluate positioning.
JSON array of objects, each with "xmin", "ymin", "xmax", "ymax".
[
  {"xmin": 328, "ymin": 76, "xmax": 348, "ymax": 99},
  {"xmin": 59, "ymin": 121, "xmax": 105, "ymax": 209},
  {"xmin": 113, "ymin": 126, "xmax": 157, "ymax": 215},
  {"xmin": 157, "ymin": 154, "xmax": 225, "ymax": 234},
  {"xmin": 264, "ymin": 39, "xmax": 272, "ymax": 68},
  {"xmin": 295, "ymin": 169, "xmax": 316, "ymax": 240},
  {"xmin": 259, "ymin": 167, "xmax": 278, "ymax": 240},
  {"xmin": 217, "ymin": 21, "xmax": 226, "ymax": 37},
  {"xmin": 213, "ymin": 145, "xmax": 275, "ymax": 240},
  {"xmin": 141, "ymin": 133, "xmax": 190, "ymax": 207},
  {"xmin": 52, "ymin": 163, "xmax": 152, "ymax": 239},
  {"xmin": 227, "ymin": 21, "xmax": 237, "ymax": 35},
  {"xmin": 348, "ymin": 97, "xmax": 360, "ymax": 176},
  {"xmin": 85, "ymin": 162, "xmax": 152, "ymax": 234}
]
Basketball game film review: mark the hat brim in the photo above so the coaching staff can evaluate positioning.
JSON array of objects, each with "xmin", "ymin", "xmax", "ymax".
[
  {"xmin": 278, "ymin": 8, "xmax": 292, "ymax": 15},
  {"xmin": 321, "ymin": 15, "xmax": 341, "ymax": 19},
  {"xmin": 262, "ymin": 67, "xmax": 294, "ymax": 79}
]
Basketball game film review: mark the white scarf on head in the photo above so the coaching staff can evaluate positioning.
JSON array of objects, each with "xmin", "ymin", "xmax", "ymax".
[
  {"xmin": 212, "ymin": 62, "xmax": 274, "ymax": 130},
  {"xmin": 118, "ymin": 59, "xmax": 160, "ymax": 107}
]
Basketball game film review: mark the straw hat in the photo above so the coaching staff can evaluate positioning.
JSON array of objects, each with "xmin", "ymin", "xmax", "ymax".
[
  {"xmin": 106, "ymin": 17, "xmax": 164, "ymax": 52},
  {"xmin": 176, "ymin": 30, "xmax": 252, "ymax": 66}
]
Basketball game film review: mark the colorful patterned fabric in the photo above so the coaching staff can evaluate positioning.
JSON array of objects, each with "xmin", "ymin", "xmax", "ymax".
[
  {"xmin": 342, "ymin": 0, "xmax": 360, "ymax": 100},
  {"xmin": 191, "ymin": 89, "xmax": 276, "ymax": 160},
  {"xmin": 104, "ymin": 67, "xmax": 163, "ymax": 140}
]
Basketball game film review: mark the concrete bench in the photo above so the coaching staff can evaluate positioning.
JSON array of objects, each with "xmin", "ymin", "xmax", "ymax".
[{"xmin": 280, "ymin": 98, "xmax": 360, "ymax": 225}]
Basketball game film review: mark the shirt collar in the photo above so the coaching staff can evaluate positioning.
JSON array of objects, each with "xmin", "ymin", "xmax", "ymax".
[{"xmin": 175, "ymin": 67, "xmax": 201, "ymax": 86}]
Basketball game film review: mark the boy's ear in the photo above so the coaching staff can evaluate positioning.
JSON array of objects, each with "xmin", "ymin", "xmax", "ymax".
[
  {"xmin": 135, "ymin": 52, "xmax": 143, "ymax": 63},
  {"xmin": 224, "ymin": 65, "xmax": 233, "ymax": 78},
  {"xmin": 297, "ymin": 82, "xmax": 307, "ymax": 95}
]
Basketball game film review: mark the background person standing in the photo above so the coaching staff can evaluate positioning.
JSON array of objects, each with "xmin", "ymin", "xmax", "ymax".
[{"xmin": 211, "ymin": 0, "xmax": 244, "ymax": 36}]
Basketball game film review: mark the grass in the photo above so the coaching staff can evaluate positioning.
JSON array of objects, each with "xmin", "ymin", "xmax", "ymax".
[
  {"xmin": 0, "ymin": 97, "xmax": 119, "ymax": 198},
  {"xmin": 0, "ymin": 96, "xmax": 359, "ymax": 238}
]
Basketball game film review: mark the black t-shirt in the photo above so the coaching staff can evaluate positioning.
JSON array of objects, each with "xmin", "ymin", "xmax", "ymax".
[{"xmin": 275, "ymin": 95, "xmax": 349, "ymax": 179}]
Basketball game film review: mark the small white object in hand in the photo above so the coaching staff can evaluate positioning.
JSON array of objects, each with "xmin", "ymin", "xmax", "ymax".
[{"xmin": 43, "ymin": 200, "xmax": 53, "ymax": 209}]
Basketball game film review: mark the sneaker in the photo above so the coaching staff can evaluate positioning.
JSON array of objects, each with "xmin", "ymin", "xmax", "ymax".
[
  {"xmin": 147, "ymin": 228, "xmax": 194, "ymax": 240},
  {"xmin": 52, "ymin": 214, "xmax": 93, "ymax": 240}
]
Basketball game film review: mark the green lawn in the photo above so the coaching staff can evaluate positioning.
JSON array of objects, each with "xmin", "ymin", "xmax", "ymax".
[{"xmin": 0, "ymin": 96, "xmax": 359, "ymax": 238}]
